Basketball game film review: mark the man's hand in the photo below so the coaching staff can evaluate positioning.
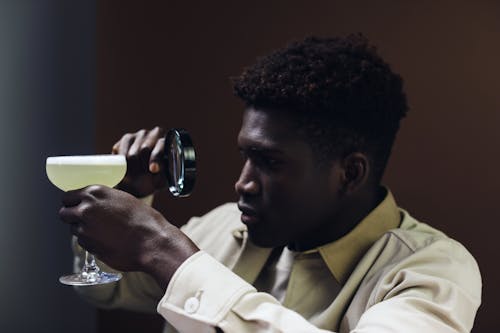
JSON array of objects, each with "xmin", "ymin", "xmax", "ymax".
[
  {"xmin": 112, "ymin": 126, "xmax": 167, "ymax": 198},
  {"xmin": 59, "ymin": 185, "xmax": 199, "ymax": 289}
]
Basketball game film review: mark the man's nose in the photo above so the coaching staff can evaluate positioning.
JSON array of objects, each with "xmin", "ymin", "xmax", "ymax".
[{"xmin": 234, "ymin": 160, "xmax": 260, "ymax": 196}]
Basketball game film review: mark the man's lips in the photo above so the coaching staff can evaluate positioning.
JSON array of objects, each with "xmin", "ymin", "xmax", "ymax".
[{"xmin": 237, "ymin": 203, "xmax": 260, "ymax": 225}]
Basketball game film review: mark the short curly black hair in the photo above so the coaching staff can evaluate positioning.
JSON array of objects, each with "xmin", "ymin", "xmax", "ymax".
[{"xmin": 232, "ymin": 34, "xmax": 408, "ymax": 181}]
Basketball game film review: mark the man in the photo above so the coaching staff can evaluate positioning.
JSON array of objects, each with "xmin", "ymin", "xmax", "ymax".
[{"xmin": 60, "ymin": 34, "xmax": 481, "ymax": 332}]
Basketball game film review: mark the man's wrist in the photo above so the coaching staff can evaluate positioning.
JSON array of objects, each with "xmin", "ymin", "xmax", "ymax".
[{"xmin": 141, "ymin": 229, "xmax": 199, "ymax": 290}]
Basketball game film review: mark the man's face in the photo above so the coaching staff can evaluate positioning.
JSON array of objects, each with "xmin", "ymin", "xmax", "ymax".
[{"xmin": 235, "ymin": 107, "xmax": 343, "ymax": 249}]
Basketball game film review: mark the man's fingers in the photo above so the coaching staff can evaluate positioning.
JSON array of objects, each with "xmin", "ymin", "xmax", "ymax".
[
  {"xmin": 59, "ymin": 192, "xmax": 96, "ymax": 225},
  {"xmin": 152, "ymin": 172, "xmax": 167, "ymax": 189},
  {"xmin": 149, "ymin": 137, "xmax": 165, "ymax": 174},
  {"xmin": 62, "ymin": 189, "xmax": 83, "ymax": 207},
  {"xmin": 70, "ymin": 223, "xmax": 84, "ymax": 236},
  {"xmin": 142, "ymin": 127, "xmax": 164, "ymax": 148},
  {"xmin": 117, "ymin": 133, "xmax": 135, "ymax": 156},
  {"xmin": 128, "ymin": 129, "xmax": 147, "ymax": 157},
  {"xmin": 111, "ymin": 140, "xmax": 120, "ymax": 154},
  {"xmin": 61, "ymin": 186, "xmax": 102, "ymax": 206},
  {"xmin": 76, "ymin": 236, "xmax": 97, "ymax": 255},
  {"xmin": 59, "ymin": 205, "xmax": 83, "ymax": 225},
  {"xmin": 143, "ymin": 127, "xmax": 165, "ymax": 172}
]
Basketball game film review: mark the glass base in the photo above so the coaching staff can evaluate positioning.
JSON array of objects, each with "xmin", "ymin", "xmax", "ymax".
[{"xmin": 59, "ymin": 271, "xmax": 122, "ymax": 286}]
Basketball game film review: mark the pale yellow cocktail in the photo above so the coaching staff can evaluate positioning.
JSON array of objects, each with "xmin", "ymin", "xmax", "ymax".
[{"xmin": 46, "ymin": 154, "xmax": 126, "ymax": 286}]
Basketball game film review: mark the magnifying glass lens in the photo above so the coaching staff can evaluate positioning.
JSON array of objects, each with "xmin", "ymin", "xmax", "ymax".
[
  {"xmin": 165, "ymin": 129, "xmax": 196, "ymax": 197},
  {"xmin": 168, "ymin": 136, "xmax": 183, "ymax": 189}
]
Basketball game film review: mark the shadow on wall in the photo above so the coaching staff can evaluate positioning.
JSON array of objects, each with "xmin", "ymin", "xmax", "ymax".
[{"xmin": 0, "ymin": 1, "xmax": 96, "ymax": 332}]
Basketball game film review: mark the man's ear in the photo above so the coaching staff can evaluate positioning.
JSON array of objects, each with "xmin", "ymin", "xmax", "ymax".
[{"xmin": 339, "ymin": 152, "xmax": 370, "ymax": 194}]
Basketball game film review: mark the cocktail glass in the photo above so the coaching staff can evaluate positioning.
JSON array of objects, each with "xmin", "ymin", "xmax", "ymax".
[{"xmin": 46, "ymin": 154, "xmax": 126, "ymax": 286}]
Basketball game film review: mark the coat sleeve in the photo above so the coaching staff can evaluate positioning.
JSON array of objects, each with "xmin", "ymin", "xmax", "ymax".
[
  {"xmin": 347, "ymin": 238, "xmax": 482, "ymax": 333},
  {"xmin": 157, "ymin": 241, "xmax": 481, "ymax": 333},
  {"xmin": 71, "ymin": 199, "xmax": 240, "ymax": 315},
  {"xmin": 157, "ymin": 251, "xmax": 333, "ymax": 333}
]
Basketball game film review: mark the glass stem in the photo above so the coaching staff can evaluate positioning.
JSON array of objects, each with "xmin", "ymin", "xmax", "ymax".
[{"xmin": 82, "ymin": 251, "xmax": 100, "ymax": 275}]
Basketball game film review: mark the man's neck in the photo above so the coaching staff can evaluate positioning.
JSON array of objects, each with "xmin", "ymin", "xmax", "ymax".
[{"xmin": 289, "ymin": 186, "xmax": 386, "ymax": 252}]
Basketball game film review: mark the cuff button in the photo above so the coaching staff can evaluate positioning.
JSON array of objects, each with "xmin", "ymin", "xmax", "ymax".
[{"xmin": 184, "ymin": 297, "xmax": 200, "ymax": 314}]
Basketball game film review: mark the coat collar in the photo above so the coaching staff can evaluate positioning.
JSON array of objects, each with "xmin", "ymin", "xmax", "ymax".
[
  {"xmin": 230, "ymin": 189, "xmax": 401, "ymax": 286},
  {"xmin": 318, "ymin": 189, "xmax": 401, "ymax": 284},
  {"xmin": 230, "ymin": 228, "xmax": 273, "ymax": 284}
]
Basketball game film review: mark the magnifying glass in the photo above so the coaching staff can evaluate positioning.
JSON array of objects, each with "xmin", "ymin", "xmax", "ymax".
[{"xmin": 164, "ymin": 128, "xmax": 196, "ymax": 197}]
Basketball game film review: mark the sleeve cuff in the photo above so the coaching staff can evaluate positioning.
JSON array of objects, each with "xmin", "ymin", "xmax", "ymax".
[{"xmin": 157, "ymin": 251, "xmax": 255, "ymax": 330}]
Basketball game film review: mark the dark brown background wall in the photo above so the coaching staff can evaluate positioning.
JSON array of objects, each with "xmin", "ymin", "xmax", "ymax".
[{"xmin": 96, "ymin": 1, "xmax": 499, "ymax": 332}]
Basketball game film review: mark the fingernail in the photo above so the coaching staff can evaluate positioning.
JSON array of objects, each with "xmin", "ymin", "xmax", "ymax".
[{"xmin": 149, "ymin": 162, "xmax": 160, "ymax": 173}]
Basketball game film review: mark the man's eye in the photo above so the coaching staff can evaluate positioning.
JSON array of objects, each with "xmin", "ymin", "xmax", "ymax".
[
  {"xmin": 239, "ymin": 150, "xmax": 248, "ymax": 161},
  {"xmin": 264, "ymin": 157, "xmax": 279, "ymax": 166},
  {"xmin": 239, "ymin": 149, "xmax": 283, "ymax": 170},
  {"xmin": 255, "ymin": 155, "xmax": 282, "ymax": 169}
]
